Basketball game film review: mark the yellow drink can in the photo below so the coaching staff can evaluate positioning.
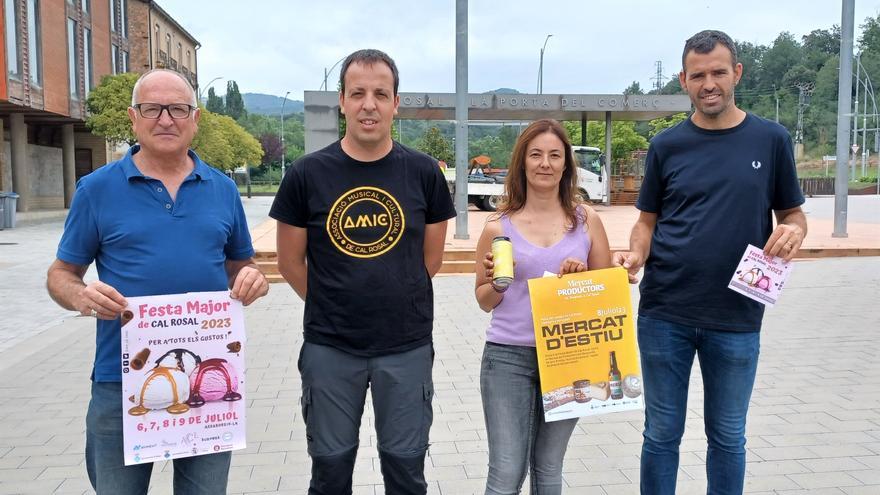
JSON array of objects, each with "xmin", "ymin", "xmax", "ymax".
[{"xmin": 492, "ymin": 236, "xmax": 514, "ymax": 289}]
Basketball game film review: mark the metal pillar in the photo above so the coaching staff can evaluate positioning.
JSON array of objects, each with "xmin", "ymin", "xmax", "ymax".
[
  {"xmin": 453, "ymin": 0, "xmax": 469, "ymax": 239},
  {"xmin": 833, "ymin": 0, "xmax": 854, "ymax": 238},
  {"xmin": 62, "ymin": 125, "xmax": 76, "ymax": 208},
  {"xmin": 604, "ymin": 112, "xmax": 612, "ymax": 206},
  {"xmin": 10, "ymin": 114, "xmax": 29, "ymax": 212}
]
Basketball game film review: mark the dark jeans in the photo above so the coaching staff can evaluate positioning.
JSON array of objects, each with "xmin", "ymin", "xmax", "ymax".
[
  {"xmin": 298, "ymin": 342, "xmax": 434, "ymax": 495},
  {"xmin": 480, "ymin": 342, "xmax": 578, "ymax": 495},
  {"xmin": 85, "ymin": 381, "xmax": 231, "ymax": 495},
  {"xmin": 638, "ymin": 315, "xmax": 760, "ymax": 495}
]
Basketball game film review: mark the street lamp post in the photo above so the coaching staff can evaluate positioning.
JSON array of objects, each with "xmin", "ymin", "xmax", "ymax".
[
  {"xmin": 198, "ymin": 76, "xmax": 224, "ymax": 102},
  {"xmin": 537, "ymin": 34, "xmax": 553, "ymax": 94},
  {"xmin": 280, "ymin": 91, "xmax": 290, "ymax": 180},
  {"xmin": 321, "ymin": 56, "xmax": 347, "ymax": 91}
]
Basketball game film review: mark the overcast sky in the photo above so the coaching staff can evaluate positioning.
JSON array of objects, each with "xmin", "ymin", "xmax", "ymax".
[{"xmin": 160, "ymin": 0, "xmax": 880, "ymax": 101}]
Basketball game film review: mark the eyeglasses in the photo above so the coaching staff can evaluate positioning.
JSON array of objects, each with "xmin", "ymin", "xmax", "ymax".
[{"xmin": 133, "ymin": 103, "xmax": 195, "ymax": 119}]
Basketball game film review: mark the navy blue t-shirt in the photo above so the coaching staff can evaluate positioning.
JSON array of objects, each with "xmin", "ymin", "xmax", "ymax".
[
  {"xmin": 636, "ymin": 113, "xmax": 804, "ymax": 332},
  {"xmin": 270, "ymin": 141, "xmax": 456, "ymax": 356}
]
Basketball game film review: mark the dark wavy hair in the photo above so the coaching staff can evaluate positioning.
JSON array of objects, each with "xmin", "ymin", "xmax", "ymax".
[
  {"xmin": 498, "ymin": 119, "xmax": 581, "ymax": 230},
  {"xmin": 682, "ymin": 30, "xmax": 738, "ymax": 71}
]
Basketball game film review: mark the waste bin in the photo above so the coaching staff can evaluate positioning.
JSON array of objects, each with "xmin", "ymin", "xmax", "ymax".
[{"xmin": 0, "ymin": 192, "xmax": 19, "ymax": 229}]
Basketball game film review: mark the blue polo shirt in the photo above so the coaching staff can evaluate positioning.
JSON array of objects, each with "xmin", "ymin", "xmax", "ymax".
[{"xmin": 57, "ymin": 145, "xmax": 255, "ymax": 382}]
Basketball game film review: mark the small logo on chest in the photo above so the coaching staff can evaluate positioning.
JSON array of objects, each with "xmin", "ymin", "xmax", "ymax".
[{"xmin": 752, "ymin": 160, "xmax": 762, "ymax": 170}]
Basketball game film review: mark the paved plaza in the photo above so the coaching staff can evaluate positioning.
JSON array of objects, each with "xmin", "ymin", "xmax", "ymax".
[{"xmin": 0, "ymin": 197, "xmax": 878, "ymax": 494}]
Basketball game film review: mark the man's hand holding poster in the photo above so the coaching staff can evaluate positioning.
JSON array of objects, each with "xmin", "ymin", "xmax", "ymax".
[
  {"xmin": 120, "ymin": 291, "xmax": 246, "ymax": 465},
  {"xmin": 528, "ymin": 267, "xmax": 643, "ymax": 422}
]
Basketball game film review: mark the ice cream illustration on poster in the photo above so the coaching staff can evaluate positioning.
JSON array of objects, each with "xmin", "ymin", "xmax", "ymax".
[
  {"xmin": 728, "ymin": 244, "xmax": 794, "ymax": 307},
  {"xmin": 120, "ymin": 291, "xmax": 246, "ymax": 466}
]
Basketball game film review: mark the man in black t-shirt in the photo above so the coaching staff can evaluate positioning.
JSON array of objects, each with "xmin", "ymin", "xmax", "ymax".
[
  {"xmin": 614, "ymin": 31, "xmax": 807, "ymax": 495},
  {"xmin": 270, "ymin": 49, "xmax": 455, "ymax": 494}
]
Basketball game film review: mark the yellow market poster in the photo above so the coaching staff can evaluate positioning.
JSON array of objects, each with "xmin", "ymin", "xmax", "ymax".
[{"xmin": 528, "ymin": 267, "xmax": 643, "ymax": 421}]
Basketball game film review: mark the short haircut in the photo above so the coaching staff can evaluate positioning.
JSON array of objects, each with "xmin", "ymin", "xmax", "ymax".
[
  {"xmin": 131, "ymin": 68, "xmax": 198, "ymax": 106},
  {"xmin": 682, "ymin": 30, "xmax": 738, "ymax": 71},
  {"xmin": 339, "ymin": 49, "xmax": 399, "ymax": 96}
]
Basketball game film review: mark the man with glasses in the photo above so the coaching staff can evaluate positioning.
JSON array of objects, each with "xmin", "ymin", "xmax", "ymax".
[{"xmin": 47, "ymin": 69, "xmax": 268, "ymax": 494}]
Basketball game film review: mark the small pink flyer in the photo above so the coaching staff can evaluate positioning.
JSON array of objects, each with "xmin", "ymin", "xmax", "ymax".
[{"xmin": 728, "ymin": 244, "xmax": 793, "ymax": 307}]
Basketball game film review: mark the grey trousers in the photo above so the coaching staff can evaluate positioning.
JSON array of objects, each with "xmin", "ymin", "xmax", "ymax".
[{"xmin": 298, "ymin": 341, "xmax": 434, "ymax": 495}]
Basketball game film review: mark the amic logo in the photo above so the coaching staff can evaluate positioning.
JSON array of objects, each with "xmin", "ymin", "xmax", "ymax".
[
  {"xmin": 752, "ymin": 160, "xmax": 762, "ymax": 170},
  {"xmin": 326, "ymin": 186, "xmax": 405, "ymax": 258}
]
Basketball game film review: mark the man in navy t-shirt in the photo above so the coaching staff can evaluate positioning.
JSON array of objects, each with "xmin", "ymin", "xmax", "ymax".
[
  {"xmin": 47, "ymin": 69, "xmax": 268, "ymax": 494},
  {"xmin": 614, "ymin": 31, "xmax": 807, "ymax": 495},
  {"xmin": 270, "ymin": 49, "xmax": 455, "ymax": 494}
]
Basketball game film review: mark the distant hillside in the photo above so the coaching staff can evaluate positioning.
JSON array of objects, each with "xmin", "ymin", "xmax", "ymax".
[
  {"xmin": 486, "ymin": 88, "xmax": 520, "ymax": 94},
  {"xmin": 242, "ymin": 93, "xmax": 304, "ymax": 115}
]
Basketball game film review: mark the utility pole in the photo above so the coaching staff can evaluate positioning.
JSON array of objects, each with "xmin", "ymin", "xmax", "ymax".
[
  {"xmin": 537, "ymin": 34, "xmax": 553, "ymax": 94},
  {"xmin": 650, "ymin": 61, "xmax": 666, "ymax": 92},
  {"xmin": 454, "ymin": 0, "xmax": 469, "ymax": 239},
  {"xmin": 833, "ymin": 0, "xmax": 855, "ymax": 238},
  {"xmin": 280, "ymin": 91, "xmax": 290, "ymax": 180},
  {"xmin": 795, "ymin": 83, "xmax": 813, "ymax": 160},
  {"xmin": 853, "ymin": 52, "xmax": 860, "ymax": 181}
]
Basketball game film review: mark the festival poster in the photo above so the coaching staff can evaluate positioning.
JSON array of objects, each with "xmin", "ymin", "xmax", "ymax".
[
  {"xmin": 120, "ymin": 291, "xmax": 246, "ymax": 466},
  {"xmin": 728, "ymin": 244, "xmax": 794, "ymax": 307},
  {"xmin": 528, "ymin": 268, "xmax": 643, "ymax": 422}
]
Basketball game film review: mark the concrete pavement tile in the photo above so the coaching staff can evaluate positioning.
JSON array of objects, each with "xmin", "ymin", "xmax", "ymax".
[
  {"xmin": 36, "ymin": 465, "xmax": 83, "ymax": 480},
  {"xmin": 19, "ymin": 454, "xmax": 82, "ymax": 468},
  {"xmin": 435, "ymin": 477, "xmax": 486, "ymax": 494},
  {"xmin": 424, "ymin": 465, "xmax": 467, "ymax": 481},
  {"xmin": 0, "ymin": 479, "xmax": 62, "ymax": 494},
  {"xmin": 564, "ymin": 469, "xmax": 629, "ymax": 486},
  {"xmin": 741, "ymin": 474, "xmax": 800, "ymax": 491},
  {"xmin": 843, "ymin": 486, "xmax": 880, "ymax": 494},
  {"xmin": 226, "ymin": 475, "xmax": 281, "ymax": 493},
  {"xmin": 849, "ymin": 469, "xmax": 880, "ymax": 485},
  {"xmin": 750, "ymin": 446, "xmax": 822, "ymax": 461},
  {"xmin": 762, "ymin": 433, "xmax": 822, "ymax": 447},
  {"xmin": 429, "ymin": 451, "xmax": 487, "ymax": 467},
  {"xmin": 787, "ymin": 472, "xmax": 862, "ymax": 489},
  {"xmin": 798, "ymin": 456, "xmax": 873, "ymax": 473},
  {"xmin": 745, "ymin": 460, "xmax": 811, "ymax": 476},
  {"xmin": 806, "ymin": 444, "xmax": 876, "ymax": 458}
]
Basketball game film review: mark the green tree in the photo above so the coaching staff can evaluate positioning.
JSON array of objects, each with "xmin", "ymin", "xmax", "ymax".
[
  {"xmin": 85, "ymin": 72, "xmax": 140, "ymax": 145},
  {"xmin": 761, "ymin": 33, "xmax": 803, "ymax": 91},
  {"xmin": 859, "ymin": 13, "xmax": 880, "ymax": 52},
  {"xmin": 206, "ymin": 87, "xmax": 224, "ymax": 114},
  {"xmin": 224, "ymin": 80, "xmax": 247, "ymax": 120},
  {"xmin": 417, "ymin": 127, "xmax": 454, "ymax": 165},
  {"xmin": 648, "ymin": 112, "xmax": 689, "ymax": 138},
  {"xmin": 623, "ymin": 81, "xmax": 645, "ymax": 95},
  {"xmin": 563, "ymin": 121, "xmax": 648, "ymax": 164},
  {"xmin": 192, "ymin": 111, "xmax": 263, "ymax": 170}
]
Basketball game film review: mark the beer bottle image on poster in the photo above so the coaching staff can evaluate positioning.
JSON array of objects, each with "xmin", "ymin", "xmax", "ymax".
[
  {"xmin": 609, "ymin": 351, "xmax": 624, "ymax": 400},
  {"xmin": 528, "ymin": 267, "xmax": 643, "ymax": 421}
]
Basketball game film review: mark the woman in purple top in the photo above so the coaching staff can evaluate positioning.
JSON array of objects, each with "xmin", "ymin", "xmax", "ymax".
[{"xmin": 475, "ymin": 119, "xmax": 613, "ymax": 494}]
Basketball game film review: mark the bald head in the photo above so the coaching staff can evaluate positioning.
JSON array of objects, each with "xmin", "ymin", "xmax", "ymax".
[{"xmin": 131, "ymin": 69, "xmax": 197, "ymax": 106}]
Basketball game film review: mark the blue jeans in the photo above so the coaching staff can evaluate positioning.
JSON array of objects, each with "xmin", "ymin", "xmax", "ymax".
[
  {"xmin": 638, "ymin": 316, "xmax": 760, "ymax": 495},
  {"xmin": 85, "ymin": 381, "xmax": 231, "ymax": 495},
  {"xmin": 480, "ymin": 342, "xmax": 578, "ymax": 495}
]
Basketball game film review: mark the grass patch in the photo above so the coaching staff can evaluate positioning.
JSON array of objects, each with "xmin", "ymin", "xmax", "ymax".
[{"xmin": 237, "ymin": 183, "xmax": 279, "ymax": 194}]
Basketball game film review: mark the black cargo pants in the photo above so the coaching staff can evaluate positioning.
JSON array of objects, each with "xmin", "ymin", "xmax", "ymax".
[{"xmin": 298, "ymin": 342, "xmax": 434, "ymax": 495}]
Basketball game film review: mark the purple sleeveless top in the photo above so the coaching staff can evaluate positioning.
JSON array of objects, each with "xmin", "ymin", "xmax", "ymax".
[{"xmin": 486, "ymin": 208, "xmax": 592, "ymax": 347}]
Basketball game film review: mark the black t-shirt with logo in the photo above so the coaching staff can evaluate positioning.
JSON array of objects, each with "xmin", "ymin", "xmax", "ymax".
[
  {"xmin": 636, "ymin": 113, "xmax": 804, "ymax": 332},
  {"xmin": 270, "ymin": 141, "xmax": 456, "ymax": 356}
]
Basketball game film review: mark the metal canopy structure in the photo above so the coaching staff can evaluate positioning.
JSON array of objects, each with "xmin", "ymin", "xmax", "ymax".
[{"xmin": 303, "ymin": 91, "xmax": 691, "ymax": 153}]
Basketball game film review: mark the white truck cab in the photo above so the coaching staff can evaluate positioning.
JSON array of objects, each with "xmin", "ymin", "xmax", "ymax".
[{"xmin": 571, "ymin": 146, "xmax": 608, "ymax": 203}]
